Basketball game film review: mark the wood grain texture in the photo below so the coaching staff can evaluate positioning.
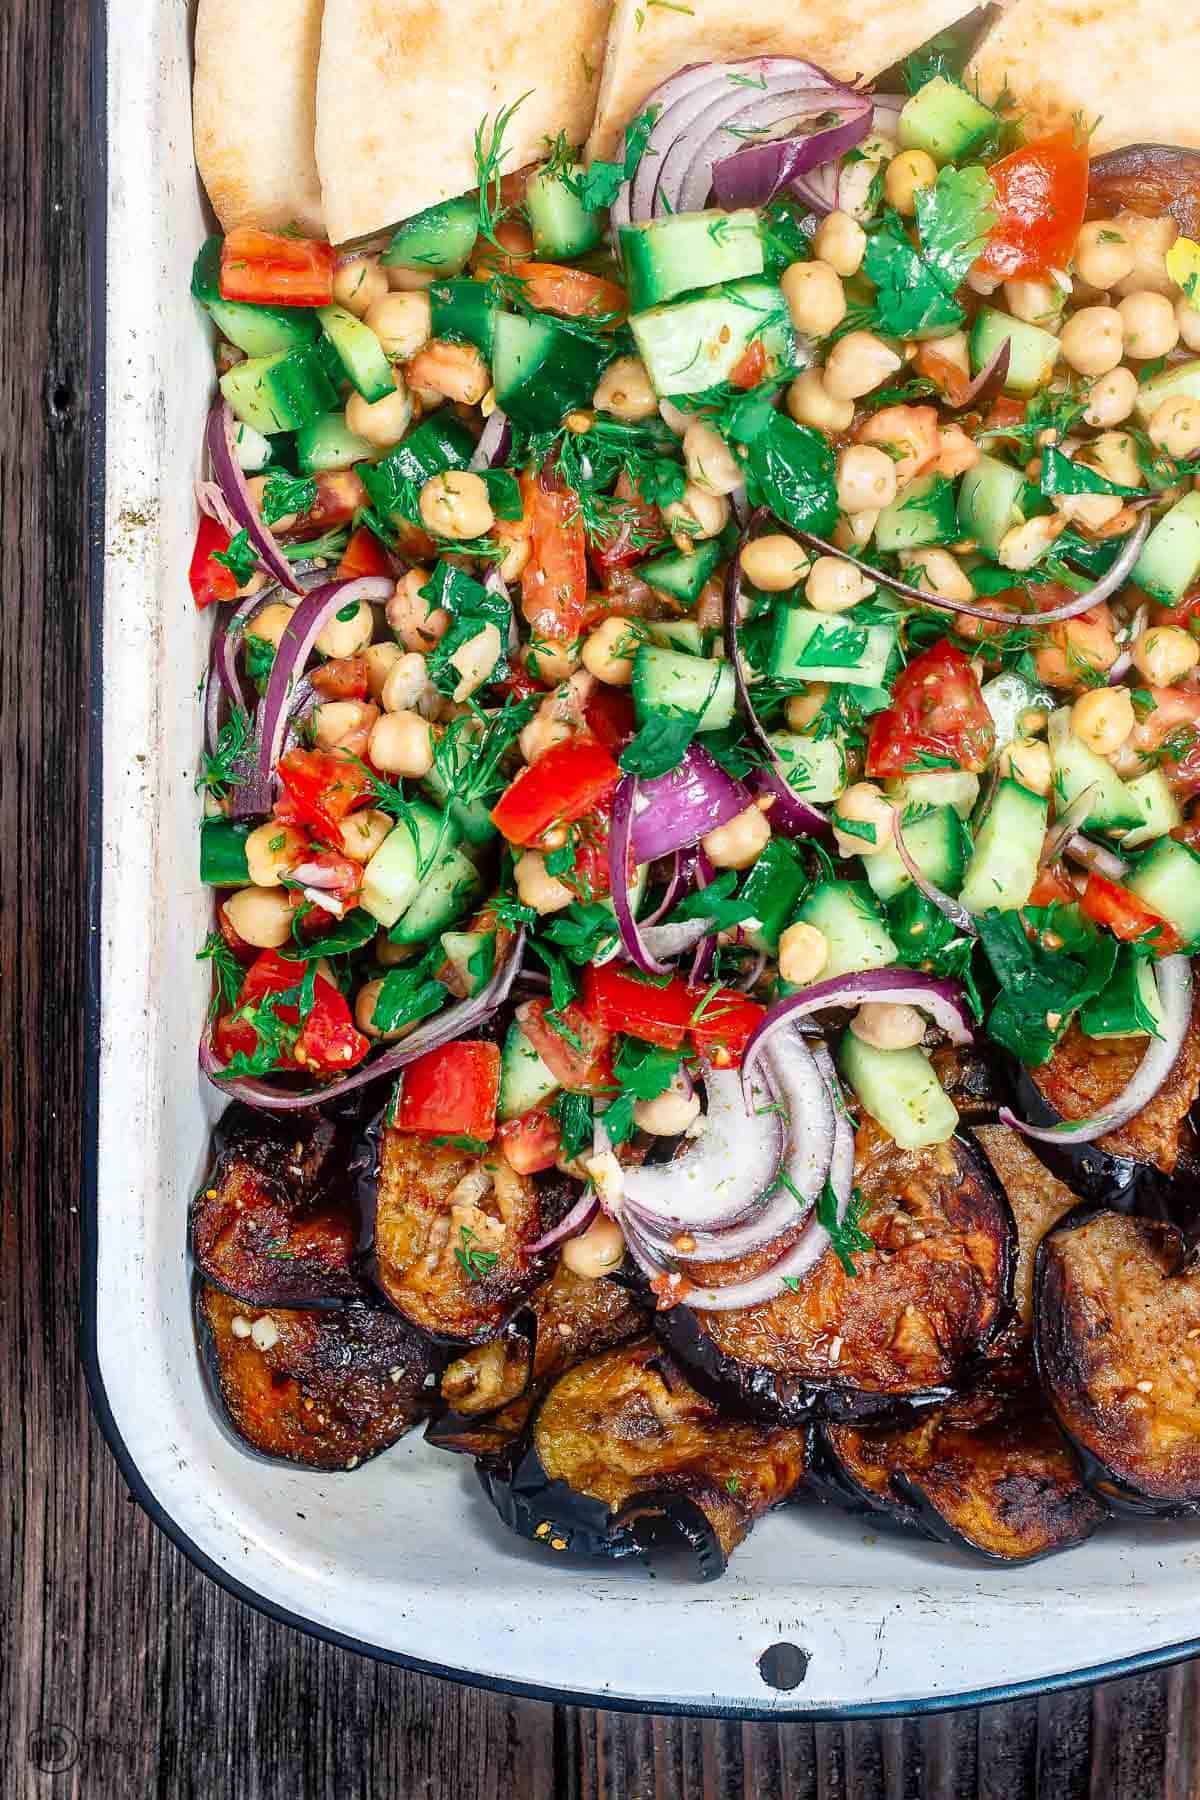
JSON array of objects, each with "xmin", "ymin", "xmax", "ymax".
[{"xmin": 4, "ymin": 0, "xmax": 1200, "ymax": 1793}]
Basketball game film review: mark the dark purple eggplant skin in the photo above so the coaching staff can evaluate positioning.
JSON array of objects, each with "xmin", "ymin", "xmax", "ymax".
[{"xmin": 1088, "ymin": 145, "xmax": 1200, "ymax": 239}]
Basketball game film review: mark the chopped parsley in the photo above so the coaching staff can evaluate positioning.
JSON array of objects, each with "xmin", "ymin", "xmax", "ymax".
[
  {"xmin": 259, "ymin": 470, "xmax": 316, "ymax": 527},
  {"xmin": 602, "ymin": 1038, "xmax": 685, "ymax": 1147},
  {"xmin": 455, "ymin": 1225, "xmax": 499, "ymax": 1283}
]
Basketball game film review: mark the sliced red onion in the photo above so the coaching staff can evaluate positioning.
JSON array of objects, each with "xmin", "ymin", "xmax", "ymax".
[
  {"xmin": 629, "ymin": 747, "xmax": 749, "ymax": 863},
  {"xmin": 1040, "ymin": 785, "xmax": 1098, "ymax": 867},
  {"xmin": 946, "ymin": 338, "xmax": 1011, "ymax": 410},
  {"xmin": 642, "ymin": 850, "xmax": 684, "ymax": 927},
  {"xmin": 791, "ymin": 93, "xmax": 903, "ymax": 213},
  {"xmin": 711, "ymin": 94, "xmax": 872, "ymax": 208},
  {"xmin": 469, "ymin": 408, "xmax": 512, "ymax": 471},
  {"xmin": 526, "ymin": 1188, "xmax": 599, "ymax": 1254},
  {"xmin": 196, "ymin": 478, "xmax": 243, "ymax": 541},
  {"xmin": 1107, "ymin": 604, "xmax": 1147, "ymax": 685},
  {"xmin": 610, "ymin": 776, "xmax": 670, "ymax": 975},
  {"xmin": 1001, "ymin": 955, "xmax": 1193, "ymax": 1145},
  {"xmin": 627, "ymin": 1181, "xmax": 802, "ymax": 1263},
  {"xmin": 200, "ymin": 928, "xmax": 525, "ymax": 1112},
  {"xmin": 218, "ymin": 585, "xmax": 276, "ymax": 709},
  {"xmin": 689, "ymin": 932, "xmax": 716, "ymax": 987},
  {"xmin": 615, "ymin": 1063, "xmax": 784, "ymax": 1231},
  {"xmin": 768, "ymin": 1028, "xmax": 835, "ymax": 1205},
  {"xmin": 205, "ymin": 399, "xmax": 302, "ymax": 596},
  {"xmin": 893, "ymin": 811, "xmax": 978, "ymax": 938},
  {"xmin": 734, "ymin": 948, "xmax": 768, "ymax": 991},
  {"xmin": 744, "ymin": 970, "xmax": 974, "ymax": 1085},
  {"xmin": 1064, "ymin": 834, "xmax": 1129, "ymax": 880},
  {"xmin": 639, "ymin": 917, "xmax": 716, "ymax": 961},
  {"xmin": 675, "ymin": 87, "xmax": 860, "ymax": 218}
]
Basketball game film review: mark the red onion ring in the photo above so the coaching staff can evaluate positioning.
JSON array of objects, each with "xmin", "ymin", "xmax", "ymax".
[
  {"xmin": 609, "ymin": 776, "xmax": 672, "ymax": 976},
  {"xmin": 710, "ymin": 93, "xmax": 872, "ymax": 209},
  {"xmin": 629, "ymin": 747, "xmax": 750, "ymax": 863},
  {"xmin": 791, "ymin": 93, "xmax": 903, "ymax": 213},
  {"xmin": 642, "ymin": 850, "xmax": 684, "ymax": 927},
  {"xmin": 196, "ymin": 478, "xmax": 244, "ymax": 541},
  {"xmin": 469, "ymin": 408, "xmax": 512, "ymax": 472},
  {"xmin": 893, "ymin": 811, "xmax": 978, "ymax": 938},
  {"xmin": 526, "ymin": 1188, "xmax": 600, "ymax": 1254},
  {"xmin": 744, "ymin": 969, "xmax": 975, "ymax": 1088},
  {"xmin": 205, "ymin": 400, "xmax": 302, "ymax": 596},
  {"xmin": 1107, "ymin": 604, "xmax": 1147, "ymax": 685},
  {"xmin": 1064, "ymin": 834, "xmax": 1129, "ymax": 881},
  {"xmin": 945, "ymin": 339, "xmax": 1012, "ymax": 411},
  {"xmin": 1040, "ymin": 786, "xmax": 1098, "ymax": 867},
  {"xmin": 614, "ymin": 1063, "xmax": 784, "ymax": 1231}
]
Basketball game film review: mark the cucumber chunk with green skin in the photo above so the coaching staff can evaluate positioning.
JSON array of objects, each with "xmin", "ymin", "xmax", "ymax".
[
  {"xmin": 865, "ymin": 805, "xmax": 966, "ymax": 904},
  {"xmin": 1048, "ymin": 707, "xmax": 1142, "ymax": 834},
  {"xmin": 767, "ymin": 731, "xmax": 847, "ymax": 805},
  {"xmin": 639, "ymin": 540, "xmax": 722, "ymax": 602},
  {"xmin": 736, "ymin": 838, "xmax": 807, "ymax": 952},
  {"xmin": 317, "ymin": 304, "xmax": 394, "ymax": 402},
  {"xmin": 440, "ymin": 930, "xmax": 490, "ymax": 997},
  {"xmin": 959, "ymin": 778, "xmax": 1048, "ymax": 913},
  {"xmin": 981, "ymin": 670, "xmax": 1054, "ymax": 748},
  {"xmin": 1122, "ymin": 768, "xmax": 1182, "ymax": 850},
  {"xmin": 621, "ymin": 209, "xmax": 764, "ymax": 311},
  {"xmin": 192, "ymin": 237, "xmax": 318, "ymax": 357},
  {"xmin": 382, "ymin": 196, "xmax": 478, "ymax": 275},
  {"xmin": 360, "ymin": 804, "xmax": 453, "ymax": 929},
  {"xmin": 357, "ymin": 413, "xmax": 476, "ymax": 523},
  {"xmin": 200, "ymin": 819, "xmax": 251, "ymax": 886},
  {"xmin": 629, "ymin": 278, "xmax": 798, "ymax": 398},
  {"xmin": 768, "ymin": 606, "xmax": 898, "ymax": 687},
  {"xmin": 525, "ymin": 165, "xmax": 603, "ymax": 258},
  {"xmin": 429, "ymin": 279, "xmax": 498, "ymax": 356},
  {"xmin": 886, "ymin": 884, "xmax": 960, "ymax": 960},
  {"xmin": 970, "ymin": 307, "xmax": 1060, "ymax": 397},
  {"xmin": 1126, "ymin": 836, "xmax": 1200, "ymax": 948},
  {"xmin": 1134, "ymin": 357, "xmax": 1200, "ymax": 425},
  {"xmin": 630, "ymin": 646, "xmax": 736, "ymax": 729},
  {"xmin": 420, "ymin": 763, "xmax": 497, "ymax": 847},
  {"xmin": 838, "ymin": 1033, "xmax": 959, "ymax": 1150},
  {"xmin": 957, "ymin": 452, "xmax": 1027, "ymax": 554},
  {"xmin": 897, "ymin": 76, "xmax": 997, "ymax": 166},
  {"xmin": 389, "ymin": 844, "xmax": 481, "ymax": 944},
  {"xmin": 887, "ymin": 769, "xmax": 980, "ymax": 820},
  {"xmin": 219, "ymin": 345, "xmax": 340, "ymax": 435},
  {"xmin": 1132, "ymin": 491, "xmax": 1200, "ymax": 602},
  {"xmin": 1080, "ymin": 945, "xmax": 1166, "ymax": 1039},
  {"xmin": 295, "ymin": 411, "xmax": 375, "ymax": 473},
  {"xmin": 492, "ymin": 311, "xmax": 612, "ymax": 432},
  {"xmin": 499, "ymin": 1020, "xmax": 560, "ymax": 1121},
  {"xmin": 794, "ymin": 880, "xmax": 898, "ymax": 979},
  {"xmin": 873, "ymin": 473, "xmax": 959, "ymax": 553},
  {"xmin": 645, "ymin": 619, "xmax": 709, "ymax": 655}
]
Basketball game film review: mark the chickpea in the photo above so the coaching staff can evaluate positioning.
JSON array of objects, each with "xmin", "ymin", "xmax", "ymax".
[
  {"xmin": 683, "ymin": 420, "xmax": 743, "ymax": 497},
  {"xmin": 342, "ymin": 808, "xmax": 393, "ymax": 864},
  {"xmin": 387, "ymin": 567, "xmax": 449, "ymax": 651},
  {"xmin": 448, "ymin": 622, "xmax": 502, "ymax": 702},
  {"xmin": 364, "ymin": 640, "xmax": 403, "ymax": 702},
  {"xmin": 884, "ymin": 148, "xmax": 937, "ymax": 216},
  {"xmin": 777, "ymin": 920, "xmax": 829, "ymax": 986},
  {"xmin": 632, "ymin": 1075, "xmax": 701, "ymax": 1137},
  {"xmin": 406, "ymin": 340, "xmax": 490, "ymax": 405},
  {"xmin": 812, "ymin": 210, "xmax": 867, "ymax": 277},
  {"xmin": 999, "ymin": 735, "xmax": 1052, "ymax": 795},
  {"xmin": 823, "ymin": 331, "xmax": 903, "ymax": 402},
  {"xmin": 593, "ymin": 355, "xmax": 657, "ymax": 421},
  {"xmin": 1087, "ymin": 429, "xmax": 1144, "ymax": 489},
  {"xmin": 967, "ymin": 267, "xmax": 1003, "ymax": 297},
  {"xmin": 836, "ymin": 508, "xmax": 879, "ymax": 551},
  {"xmin": 1150, "ymin": 394, "xmax": 1200, "ymax": 459},
  {"xmin": 1005, "ymin": 276, "xmax": 1067, "ymax": 326},
  {"xmin": 741, "ymin": 534, "xmax": 811, "ymax": 593},
  {"xmin": 934, "ymin": 423, "xmax": 980, "ymax": 479},
  {"xmin": 855, "ymin": 404, "xmax": 940, "ymax": 488},
  {"xmin": 345, "ymin": 369, "xmax": 412, "ymax": 452},
  {"xmin": 526, "ymin": 637, "xmax": 581, "ymax": 684},
  {"xmin": 1069, "ymin": 686, "xmax": 1135, "ymax": 757},
  {"xmin": 315, "ymin": 599, "xmax": 374, "ymax": 660},
  {"xmin": 1053, "ymin": 490, "xmax": 1125, "ymax": 532},
  {"xmin": 244, "ymin": 822, "xmax": 305, "ymax": 888},
  {"xmin": 1132, "ymin": 625, "xmax": 1200, "ymax": 687},
  {"xmin": 1073, "ymin": 221, "xmax": 1135, "ymax": 292},
  {"xmin": 806, "ymin": 554, "xmax": 875, "ymax": 614},
  {"xmin": 1084, "ymin": 366, "xmax": 1138, "ymax": 428},
  {"xmin": 245, "ymin": 603, "xmax": 297, "ymax": 654},
  {"xmin": 785, "ymin": 683, "xmax": 829, "ymax": 731},
  {"xmin": 1118, "ymin": 290, "xmax": 1180, "ymax": 360},
  {"xmin": 997, "ymin": 514, "xmax": 1065, "ymax": 572},
  {"xmin": 1035, "ymin": 608, "xmax": 1120, "ymax": 688},
  {"xmin": 780, "ymin": 259, "xmax": 846, "ymax": 337},
  {"xmin": 355, "ymin": 977, "xmax": 409, "ymax": 1042},
  {"xmin": 246, "ymin": 473, "xmax": 297, "ymax": 534},
  {"xmin": 658, "ymin": 397, "xmax": 690, "ymax": 436},
  {"xmin": 313, "ymin": 699, "xmax": 379, "ymax": 751},
  {"xmin": 380, "ymin": 651, "xmax": 431, "ymax": 714},
  {"xmin": 786, "ymin": 367, "xmax": 855, "ymax": 433},
  {"xmin": 1111, "ymin": 212, "xmax": 1177, "ymax": 298},
  {"xmin": 223, "ymin": 887, "xmax": 294, "ymax": 950},
  {"xmin": 849, "ymin": 1002, "xmax": 926, "ymax": 1051},
  {"xmin": 701, "ymin": 802, "xmax": 771, "ymax": 870},
  {"xmin": 1059, "ymin": 306, "xmax": 1123, "ymax": 377},
  {"xmin": 833, "ymin": 782, "xmax": 894, "ymax": 858},
  {"xmin": 368, "ymin": 708, "xmax": 435, "ymax": 778},
  {"xmin": 899, "ymin": 547, "xmax": 974, "ymax": 603},
  {"xmin": 519, "ymin": 713, "xmax": 572, "ymax": 764},
  {"xmin": 364, "ymin": 291, "xmax": 431, "ymax": 360},
  {"xmin": 1018, "ymin": 707, "xmax": 1049, "ymax": 738},
  {"xmin": 386, "ymin": 264, "xmax": 437, "ymax": 292},
  {"xmin": 419, "ymin": 469, "xmax": 494, "ymax": 539},
  {"xmin": 561, "ymin": 1214, "xmax": 626, "ymax": 1279},
  {"xmin": 1177, "ymin": 295, "xmax": 1200, "ymax": 353},
  {"xmin": 581, "ymin": 616, "xmax": 645, "ymax": 686},
  {"xmin": 663, "ymin": 481, "xmax": 729, "ymax": 548},
  {"xmin": 333, "ymin": 255, "xmax": 389, "ymax": 318},
  {"xmin": 514, "ymin": 849, "xmax": 574, "ymax": 914},
  {"xmin": 836, "ymin": 444, "xmax": 897, "ymax": 513},
  {"xmin": 376, "ymin": 931, "xmax": 413, "ymax": 968}
]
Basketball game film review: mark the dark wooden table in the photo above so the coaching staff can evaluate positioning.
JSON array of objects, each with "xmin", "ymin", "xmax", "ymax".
[{"xmin": 5, "ymin": 1, "xmax": 1200, "ymax": 1794}]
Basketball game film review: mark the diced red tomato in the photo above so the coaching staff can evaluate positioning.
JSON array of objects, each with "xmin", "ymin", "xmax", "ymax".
[
  {"xmin": 292, "ymin": 470, "xmax": 368, "ymax": 538},
  {"xmin": 310, "ymin": 656, "xmax": 369, "ymax": 701},
  {"xmin": 975, "ymin": 133, "xmax": 1089, "ymax": 281},
  {"xmin": 519, "ymin": 998, "xmax": 613, "ymax": 1093},
  {"xmin": 490, "ymin": 737, "xmax": 620, "ymax": 847},
  {"xmin": 689, "ymin": 990, "xmax": 767, "ymax": 1066},
  {"xmin": 729, "ymin": 339, "xmax": 767, "ymax": 390},
  {"xmin": 395, "ymin": 1040, "xmax": 501, "ymax": 1139},
  {"xmin": 866, "ymin": 641, "xmax": 995, "ymax": 778},
  {"xmin": 500, "ymin": 661, "xmax": 550, "ymax": 702},
  {"xmin": 580, "ymin": 965, "xmax": 695, "ymax": 1050},
  {"xmin": 588, "ymin": 472, "xmax": 665, "ymax": 573},
  {"xmin": 1079, "ymin": 872, "xmax": 1182, "ymax": 954},
  {"xmin": 520, "ymin": 467, "xmax": 589, "ymax": 641},
  {"xmin": 510, "ymin": 261, "xmax": 627, "ymax": 321},
  {"xmin": 219, "ymin": 227, "xmax": 336, "ymax": 307},
  {"xmin": 214, "ymin": 949, "xmax": 369, "ymax": 1075},
  {"xmin": 189, "ymin": 514, "xmax": 239, "ymax": 609},
  {"xmin": 499, "ymin": 1108, "xmax": 562, "ymax": 1174},
  {"xmin": 337, "ymin": 525, "xmax": 393, "ymax": 581},
  {"xmin": 563, "ymin": 804, "xmax": 615, "ymax": 900},
  {"xmin": 980, "ymin": 394, "xmax": 1027, "ymax": 443},
  {"xmin": 273, "ymin": 749, "xmax": 374, "ymax": 851},
  {"xmin": 583, "ymin": 682, "xmax": 636, "ymax": 753},
  {"xmin": 1028, "ymin": 867, "xmax": 1078, "ymax": 909}
]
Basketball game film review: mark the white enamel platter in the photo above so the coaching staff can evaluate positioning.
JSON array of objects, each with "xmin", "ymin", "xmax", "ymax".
[{"xmin": 86, "ymin": 0, "xmax": 1200, "ymax": 1716}]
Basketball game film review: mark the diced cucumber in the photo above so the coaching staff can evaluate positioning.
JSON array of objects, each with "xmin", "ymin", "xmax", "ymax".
[
  {"xmin": 621, "ymin": 209, "xmax": 764, "ymax": 311},
  {"xmin": 735, "ymin": 838, "xmax": 807, "ymax": 952},
  {"xmin": 192, "ymin": 237, "xmax": 318, "ymax": 357},
  {"xmin": 317, "ymin": 304, "xmax": 394, "ymax": 402},
  {"xmin": 200, "ymin": 819, "xmax": 251, "ymax": 886},
  {"xmin": 1048, "ymin": 707, "xmax": 1142, "ymax": 834},
  {"xmin": 769, "ymin": 606, "xmax": 897, "ymax": 688},
  {"xmin": 356, "ymin": 413, "xmax": 476, "ymax": 523},
  {"xmin": 219, "ymin": 344, "xmax": 339, "ymax": 435},
  {"xmin": 629, "ymin": 278, "xmax": 797, "ymax": 399},
  {"xmin": 1134, "ymin": 358, "xmax": 1200, "ymax": 426},
  {"xmin": 959, "ymin": 778, "xmax": 1048, "ymax": 913},
  {"xmin": 440, "ymin": 930, "xmax": 490, "ymax": 997},
  {"xmin": 499, "ymin": 1020, "xmax": 560, "ymax": 1121},
  {"xmin": 1132, "ymin": 492, "xmax": 1200, "ymax": 603},
  {"xmin": 873, "ymin": 473, "xmax": 959, "ymax": 553},
  {"xmin": 887, "ymin": 769, "xmax": 980, "ymax": 819},
  {"xmin": 525, "ymin": 164, "xmax": 603, "ymax": 258},
  {"xmin": 1127, "ymin": 837, "xmax": 1200, "ymax": 948},
  {"xmin": 957, "ymin": 452, "xmax": 1028, "ymax": 553},
  {"xmin": 421, "ymin": 761, "xmax": 497, "ymax": 847},
  {"xmin": 382, "ymin": 195, "xmax": 478, "ymax": 276},
  {"xmin": 360, "ymin": 803, "xmax": 452, "ymax": 929},
  {"xmin": 1122, "ymin": 768, "xmax": 1182, "ymax": 850},
  {"xmin": 639, "ymin": 539, "xmax": 722, "ymax": 603},
  {"xmin": 389, "ymin": 843, "xmax": 481, "ymax": 945},
  {"xmin": 767, "ymin": 731, "xmax": 847, "ymax": 805},
  {"xmin": 886, "ymin": 884, "xmax": 960, "ymax": 960},
  {"xmin": 838, "ymin": 1033, "xmax": 959, "ymax": 1150},
  {"xmin": 630, "ymin": 646, "xmax": 735, "ymax": 730},
  {"xmin": 492, "ymin": 311, "xmax": 611, "ymax": 432},
  {"xmin": 897, "ymin": 77, "xmax": 997, "ymax": 166},
  {"xmin": 969, "ymin": 307, "xmax": 1060, "ymax": 397},
  {"xmin": 295, "ymin": 411, "xmax": 374, "ymax": 473},
  {"xmin": 981, "ymin": 670, "xmax": 1053, "ymax": 748},
  {"xmin": 795, "ymin": 880, "xmax": 898, "ymax": 979},
  {"xmin": 1080, "ymin": 945, "xmax": 1165, "ymax": 1039},
  {"xmin": 865, "ymin": 805, "xmax": 965, "ymax": 904},
  {"xmin": 429, "ymin": 279, "xmax": 498, "ymax": 356},
  {"xmin": 646, "ymin": 619, "xmax": 710, "ymax": 655}
]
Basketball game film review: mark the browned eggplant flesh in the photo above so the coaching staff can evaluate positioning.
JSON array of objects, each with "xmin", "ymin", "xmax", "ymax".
[
  {"xmin": 652, "ymin": 1123, "xmax": 1014, "ymax": 1423},
  {"xmin": 478, "ymin": 1340, "xmax": 808, "ymax": 1577},
  {"xmin": 1088, "ymin": 144, "xmax": 1200, "ymax": 239},
  {"xmin": 1037, "ymin": 1209, "xmax": 1200, "ymax": 1515},
  {"xmin": 973, "ymin": 1126, "xmax": 1077, "ymax": 1364},
  {"xmin": 197, "ymin": 1282, "xmax": 442, "ymax": 1470}
]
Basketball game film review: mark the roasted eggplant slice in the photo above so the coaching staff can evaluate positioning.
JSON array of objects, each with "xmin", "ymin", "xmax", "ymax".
[
  {"xmin": 1036, "ymin": 1208, "xmax": 1200, "ymax": 1516},
  {"xmin": 974, "ymin": 1126, "xmax": 1077, "ymax": 1353},
  {"xmin": 428, "ymin": 1263, "xmax": 646, "ymax": 1457},
  {"xmin": 653, "ymin": 1124, "xmax": 1014, "ymax": 1424},
  {"xmin": 197, "ymin": 1283, "xmax": 442, "ymax": 1470},
  {"xmin": 815, "ymin": 1390, "xmax": 1106, "ymax": 1563},
  {"xmin": 355, "ymin": 1111, "xmax": 573, "ymax": 1343},
  {"xmin": 477, "ymin": 1340, "xmax": 808, "ymax": 1578},
  {"xmin": 191, "ymin": 1104, "xmax": 361, "ymax": 1308},
  {"xmin": 1088, "ymin": 145, "xmax": 1200, "ymax": 239}
]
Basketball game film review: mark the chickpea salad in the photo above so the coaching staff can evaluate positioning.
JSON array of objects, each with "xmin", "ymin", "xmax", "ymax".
[{"xmin": 189, "ymin": 43, "xmax": 1200, "ymax": 1568}]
